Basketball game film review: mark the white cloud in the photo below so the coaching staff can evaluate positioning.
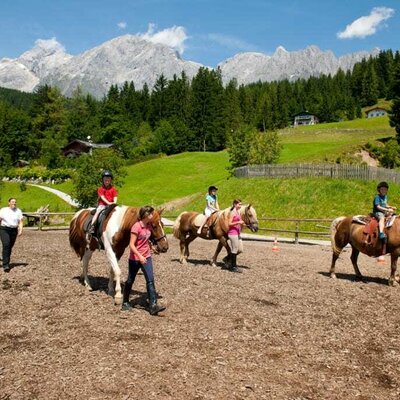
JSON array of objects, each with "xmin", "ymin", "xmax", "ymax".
[
  {"xmin": 337, "ymin": 7, "xmax": 395, "ymax": 39},
  {"xmin": 34, "ymin": 38, "xmax": 66, "ymax": 53},
  {"xmin": 207, "ymin": 33, "xmax": 257, "ymax": 51},
  {"xmin": 138, "ymin": 23, "xmax": 188, "ymax": 54},
  {"xmin": 117, "ymin": 21, "xmax": 127, "ymax": 29}
]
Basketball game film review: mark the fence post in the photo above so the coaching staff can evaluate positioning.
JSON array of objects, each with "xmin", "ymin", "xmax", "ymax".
[{"xmin": 294, "ymin": 221, "xmax": 299, "ymax": 244}]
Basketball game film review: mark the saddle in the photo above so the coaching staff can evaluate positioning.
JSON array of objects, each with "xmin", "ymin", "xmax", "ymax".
[
  {"xmin": 195, "ymin": 212, "xmax": 218, "ymax": 238},
  {"xmin": 352, "ymin": 214, "xmax": 396, "ymax": 247},
  {"xmin": 84, "ymin": 204, "xmax": 117, "ymax": 249}
]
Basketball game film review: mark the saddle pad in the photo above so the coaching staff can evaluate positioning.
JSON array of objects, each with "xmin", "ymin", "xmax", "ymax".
[
  {"xmin": 193, "ymin": 214, "xmax": 207, "ymax": 227},
  {"xmin": 352, "ymin": 215, "xmax": 369, "ymax": 225}
]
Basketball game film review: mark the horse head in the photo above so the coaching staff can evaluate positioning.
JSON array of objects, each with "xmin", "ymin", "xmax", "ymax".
[
  {"xmin": 241, "ymin": 204, "xmax": 259, "ymax": 232},
  {"xmin": 150, "ymin": 208, "xmax": 169, "ymax": 253}
]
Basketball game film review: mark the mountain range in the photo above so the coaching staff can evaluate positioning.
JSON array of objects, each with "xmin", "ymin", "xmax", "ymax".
[{"xmin": 0, "ymin": 34, "xmax": 380, "ymax": 98}]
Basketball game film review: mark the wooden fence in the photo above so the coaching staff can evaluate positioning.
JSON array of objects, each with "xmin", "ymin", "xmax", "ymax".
[
  {"xmin": 234, "ymin": 163, "xmax": 400, "ymax": 183},
  {"xmin": 22, "ymin": 212, "xmax": 333, "ymax": 243}
]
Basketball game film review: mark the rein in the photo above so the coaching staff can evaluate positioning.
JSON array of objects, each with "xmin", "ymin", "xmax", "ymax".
[{"xmin": 150, "ymin": 234, "xmax": 166, "ymax": 244}]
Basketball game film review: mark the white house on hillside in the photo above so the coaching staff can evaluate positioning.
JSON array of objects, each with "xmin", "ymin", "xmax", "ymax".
[
  {"xmin": 365, "ymin": 107, "xmax": 387, "ymax": 118},
  {"xmin": 293, "ymin": 111, "xmax": 318, "ymax": 127}
]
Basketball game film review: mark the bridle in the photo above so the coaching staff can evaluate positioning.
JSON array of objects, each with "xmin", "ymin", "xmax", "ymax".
[{"xmin": 150, "ymin": 221, "xmax": 166, "ymax": 245}]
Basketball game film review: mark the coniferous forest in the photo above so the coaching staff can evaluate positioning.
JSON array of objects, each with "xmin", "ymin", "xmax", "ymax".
[{"xmin": 0, "ymin": 49, "xmax": 400, "ymax": 170}]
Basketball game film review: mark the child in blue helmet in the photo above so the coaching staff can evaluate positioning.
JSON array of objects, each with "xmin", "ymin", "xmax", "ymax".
[
  {"xmin": 197, "ymin": 186, "xmax": 220, "ymax": 235},
  {"xmin": 372, "ymin": 181, "xmax": 396, "ymax": 240}
]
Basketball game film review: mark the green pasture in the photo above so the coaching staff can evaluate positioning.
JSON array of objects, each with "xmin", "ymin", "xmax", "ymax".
[
  {"xmin": 279, "ymin": 116, "xmax": 395, "ymax": 163},
  {"xmin": 3, "ymin": 115, "xmax": 397, "ymax": 229},
  {"xmin": 0, "ymin": 182, "xmax": 75, "ymax": 212},
  {"xmin": 115, "ymin": 151, "xmax": 230, "ymax": 206}
]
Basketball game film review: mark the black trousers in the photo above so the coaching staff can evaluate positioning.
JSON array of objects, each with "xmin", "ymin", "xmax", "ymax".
[{"xmin": 0, "ymin": 226, "xmax": 18, "ymax": 269}]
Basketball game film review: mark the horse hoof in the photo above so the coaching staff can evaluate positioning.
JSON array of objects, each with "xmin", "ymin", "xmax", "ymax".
[
  {"xmin": 329, "ymin": 273, "xmax": 337, "ymax": 279},
  {"xmin": 114, "ymin": 296, "xmax": 123, "ymax": 305},
  {"xmin": 210, "ymin": 262, "xmax": 217, "ymax": 268}
]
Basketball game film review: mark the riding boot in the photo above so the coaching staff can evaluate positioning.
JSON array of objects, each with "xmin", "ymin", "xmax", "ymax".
[
  {"xmin": 121, "ymin": 281, "xmax": 133, "ymax": 311},
  {"xmin": 147, "ymin": 281, "xmax": 166, "ymax": 315},
  {"xmin": 229, "ymin": 253, "xmax": 242, "ymax": 273}
]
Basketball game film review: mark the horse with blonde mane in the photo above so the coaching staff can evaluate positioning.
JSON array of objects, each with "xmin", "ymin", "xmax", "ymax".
[
  {"xmin": 69, "ymin": 206, "xmax": 168, "ymax": 304},
  {"xmin": 173, "ymin": 205, "xmax": 258, "ymax": 267},
  {"xmin": 330, "ymin": 216, "xmax": 400, "ymax": 286}
]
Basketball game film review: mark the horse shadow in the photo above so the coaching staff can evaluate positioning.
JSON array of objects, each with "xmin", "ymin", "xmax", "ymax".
[
  {"xmin": 171, "ymin": 257, "xmax": 250, "ymax": 270},
  {"xmin": 5, "ymin": 262, "xmax": 29, "ymax": 271},
  {"xmin": 72, "ymin": 275, "xmax": 164, "ymax": 305},
  {"xmin": 318, "ymin": 271, "xmax": 388, "ymax": 285}
]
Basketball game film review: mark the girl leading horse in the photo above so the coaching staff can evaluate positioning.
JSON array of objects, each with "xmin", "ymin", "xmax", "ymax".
[
  {"xmin": 173, "ymin": 204, "xmax": 258, "ymax": 269},
  {"xmin": 69, "ymin": 205, "xmax": 168, "ymax": 304}
]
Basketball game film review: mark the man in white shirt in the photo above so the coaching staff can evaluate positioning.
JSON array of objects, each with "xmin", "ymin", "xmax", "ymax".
[{"xmin": 0, "ymin": 198, "xmax": 23, "ymax": 272}]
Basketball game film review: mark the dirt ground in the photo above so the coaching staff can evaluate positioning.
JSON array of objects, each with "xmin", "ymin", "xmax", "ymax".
[{"xmin": 1, "ymin": 230, "xmax": 400, "ymax": 400}]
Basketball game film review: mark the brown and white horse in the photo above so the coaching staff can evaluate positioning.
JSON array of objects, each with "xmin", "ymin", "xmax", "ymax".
[
  {"xmin": 330, "ymin": 216, "xmax": 400, "ymax": 286},
  {"xmin": 69, "ymin": 206, "xmax": 168, "ymax": 304},
  {"xmin": 173, "ymin": 205, "xmax": 258, "ymax": 266}
]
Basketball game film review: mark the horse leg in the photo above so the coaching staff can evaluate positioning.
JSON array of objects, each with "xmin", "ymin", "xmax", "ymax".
[
  {"xmin": 350, "ymin": 247, "xmax": 363, "ymax": 281},
  {"xmin": 179, "ymin": 239, "xmax": 187, "ymax": 264},
  {"xmin": 180, "ymin": 235, "xmax": 196, "ymax": 265},
  {"xmin": 389, "ymin": 253, "xmax": 400, "ymax": 286},
  {"xmin": 211, "ymin": 241, "xmax": 224, "ymax": 267},
  {"xmin": 104, "ymin": 245, "xmax": 123, "ymax": 305},
  {"xmin": 211, "ymin": 238, "xmax": 230, "ymax": 267},
  {"xmin": 81, "ymin": 248, "xmax": 93, "ymax": 290}
]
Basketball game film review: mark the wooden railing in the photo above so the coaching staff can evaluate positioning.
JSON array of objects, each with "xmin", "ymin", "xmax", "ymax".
[{"xmin": 22, "ymin": 212, "xmax": 334, "ymax": 243}]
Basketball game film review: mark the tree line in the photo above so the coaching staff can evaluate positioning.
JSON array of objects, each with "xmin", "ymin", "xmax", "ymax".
[{"xmin": 0, "ymin": 49, "xmax": 400, "ymax": 171}]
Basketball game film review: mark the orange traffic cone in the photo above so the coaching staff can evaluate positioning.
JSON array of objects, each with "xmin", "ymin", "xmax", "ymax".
[
  {"xmin": 272, "ymin": 237, "xmax": 280, "ymax": 252},
  {"xmin": 377, "ymin": 255, "xmax": 386, "ymax": 264}
]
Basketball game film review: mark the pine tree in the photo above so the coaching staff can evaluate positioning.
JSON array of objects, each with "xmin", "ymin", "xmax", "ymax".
[{"xmin": 389, "ymin": 62, "xmax": 400, "ymax": 142}]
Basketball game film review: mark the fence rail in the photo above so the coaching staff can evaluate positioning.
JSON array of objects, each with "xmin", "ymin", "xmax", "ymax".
[
  {"xmin": 234, "ymin": 163, "xmax": 400, "ymax": 183},
  {"xmin": 22, "ymin": 212, "xmax": 334, "ymax": 243}
]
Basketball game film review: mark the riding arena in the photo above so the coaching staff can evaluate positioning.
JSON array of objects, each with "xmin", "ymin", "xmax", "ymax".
[{"xmin": 1, "ymin": 227, "xmax": 399, "ymax": 400}]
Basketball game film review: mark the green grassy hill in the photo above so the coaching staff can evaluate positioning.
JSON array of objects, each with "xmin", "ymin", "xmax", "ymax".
[
  {"xmin": 279, "ymin": 115, "xmax": 394, "ymax": 163},
  {"xmin": 4, "ymin": 115, "xmax": 397, "ymax": 218}
]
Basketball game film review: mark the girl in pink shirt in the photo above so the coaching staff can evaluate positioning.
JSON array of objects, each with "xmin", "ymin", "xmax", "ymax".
[
  {"xmin": 122, "ymin": 206, "xmax": 166, "ymax": 315},
  {"xmin": 224, "ymin": 199, "xmax": 245, "ymax": 273}
]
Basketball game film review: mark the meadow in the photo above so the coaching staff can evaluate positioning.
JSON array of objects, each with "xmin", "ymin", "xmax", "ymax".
[{"xmin": 2, "ymin": 115, "xmax": 397, "ymax": 222}]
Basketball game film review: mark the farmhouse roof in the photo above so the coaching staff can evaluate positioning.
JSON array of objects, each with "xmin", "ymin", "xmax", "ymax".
[{"xmin": 62, "ymin": 139, "xmax": 114, "ymax": 156}]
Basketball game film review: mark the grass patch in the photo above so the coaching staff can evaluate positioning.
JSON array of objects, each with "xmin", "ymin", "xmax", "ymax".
[
  {"xmin": 1, "ymin": 182, "xmax": 76, "ymax": 212},
  {"xmin": 278, "ymin": 116, "xmax": 395, "ymax": 163}
]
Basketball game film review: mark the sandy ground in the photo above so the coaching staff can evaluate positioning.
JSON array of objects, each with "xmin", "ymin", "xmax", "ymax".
[{"xmin": 1, "ymin": 230, "xmax": 400, "ymax": 400}]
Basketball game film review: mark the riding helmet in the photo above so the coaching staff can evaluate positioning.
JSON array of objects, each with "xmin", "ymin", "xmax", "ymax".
[
  {"xmin": 208, "ymin": 185, "xmax": 218, "ymax": 192},
  {"xmin": 102, "ymin": 170, "xmax": 113, "ymax": 179},
  {"xmin": 377, "ymin": 181, "xmax": 389, "ymax": 190}
]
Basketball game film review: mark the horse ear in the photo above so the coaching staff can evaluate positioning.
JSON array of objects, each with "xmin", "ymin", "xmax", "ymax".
[
  {"xmin": 157, "ymin": 207, "xmax": 165, "ymax": 215},
  {"xmin": 247, "ymin": 204, "xmax": 252, "ymax": 210}
]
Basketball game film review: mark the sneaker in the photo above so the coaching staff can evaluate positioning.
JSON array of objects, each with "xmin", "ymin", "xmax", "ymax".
[{"xmin": 121, "ymin": 302, "xmax": 133, "ymax": 311}]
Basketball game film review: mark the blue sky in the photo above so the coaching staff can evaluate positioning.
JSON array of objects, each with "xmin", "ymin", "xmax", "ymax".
[{"xmin": 0, "ymin": 0, "xmax": 399, "ymax": 66}]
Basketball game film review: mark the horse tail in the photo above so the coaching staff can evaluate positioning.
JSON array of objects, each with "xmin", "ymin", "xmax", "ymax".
[
  {"xmin": 173, "ymin": 212, "xmax": 186, "ymax": 239},
  {"xmin": 330, "ymin": 216, "xmax": 346, "ymax": 255},
  {"xmin": 69, "ymin": 209, "xmax": 86, "ymax": 258}
]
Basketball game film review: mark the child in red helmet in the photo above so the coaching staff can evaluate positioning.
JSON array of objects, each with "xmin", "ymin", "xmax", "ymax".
[{"xmin": 87, "ymin": 171, "xmax": 118, "ymax": 238}]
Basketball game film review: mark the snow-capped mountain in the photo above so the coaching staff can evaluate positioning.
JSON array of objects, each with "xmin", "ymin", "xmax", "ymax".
[
  {"xmin": 0, "ymin": 36, "xmax": 380, "ymax": 98},
  {"xmin": 218, "ymin": 45, "xmax": 381, "ymax": 85}
]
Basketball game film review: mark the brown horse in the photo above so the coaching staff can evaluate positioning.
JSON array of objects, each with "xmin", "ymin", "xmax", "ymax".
[
  {"xmin": 330, "ymin": 216, "xmax": 400, "ymax": 286},
  {"xmin": 69, "ymin": 206, "xmax": 168, "ymax": 304},
  {"xmin": 173, "ymin": 205, "xmax": 258, "ymax": 266}
]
